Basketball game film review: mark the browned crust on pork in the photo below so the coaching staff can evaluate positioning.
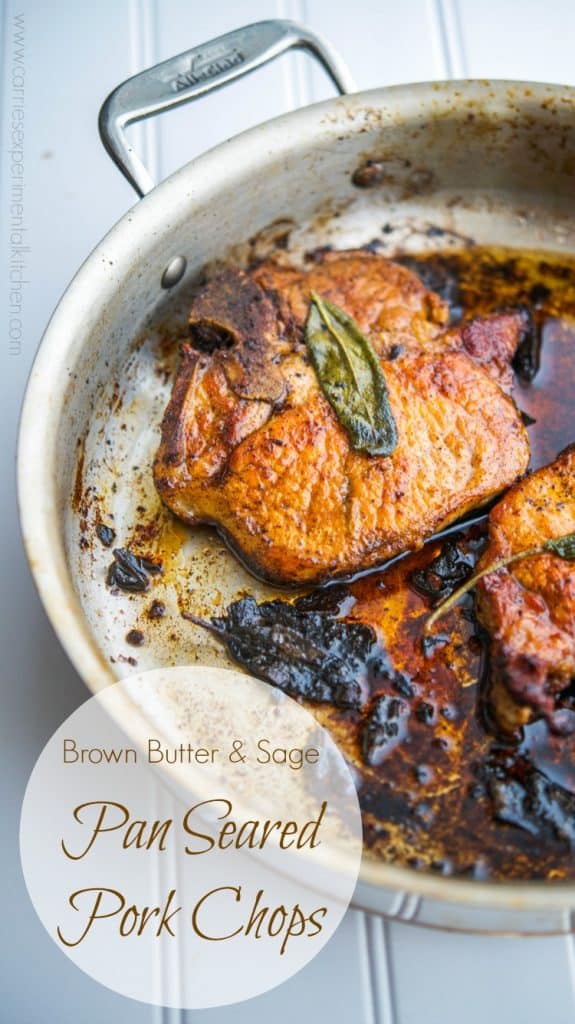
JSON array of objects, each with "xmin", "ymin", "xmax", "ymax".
[
  {"xmin": 477, "ymin": 444, "xmax": 575, "ymax": 735},
  {"xmin": 154, "ymin": 251, "xmax": 530, "ymax": 585}
]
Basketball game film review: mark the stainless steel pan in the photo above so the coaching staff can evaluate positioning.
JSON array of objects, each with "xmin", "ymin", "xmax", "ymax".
[{"xmin": 18, "ymin": 19, "xmax": 575, "ymax": 934}]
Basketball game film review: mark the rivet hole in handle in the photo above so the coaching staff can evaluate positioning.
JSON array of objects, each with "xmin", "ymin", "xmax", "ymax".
[{"xmin": 98, "ymin": 19, "xmax": 356, "ymax": 198}]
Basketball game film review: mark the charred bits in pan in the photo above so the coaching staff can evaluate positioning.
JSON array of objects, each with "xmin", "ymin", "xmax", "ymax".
[{"xmin": 106, "ymin": 547, "xmax": 162, "ymax": 593}]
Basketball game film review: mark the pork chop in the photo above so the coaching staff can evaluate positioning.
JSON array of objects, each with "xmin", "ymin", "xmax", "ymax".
[
  {"xmin": 477, "ymin": 444, "xmax": 575, "ymax": 735},
  {"xmin": 154, "ymin": 251, "xmax": 530, "ymax": 585}
]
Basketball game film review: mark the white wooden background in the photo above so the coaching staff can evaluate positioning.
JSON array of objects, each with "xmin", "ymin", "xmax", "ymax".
[{"xmin": 3, "ymin": 1, "xmax": 575, "ymax": 1021}]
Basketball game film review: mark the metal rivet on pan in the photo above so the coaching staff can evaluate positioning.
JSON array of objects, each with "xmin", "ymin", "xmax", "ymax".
[{"xmin": 161, "ymin": 255, "xmax": 187, "ymax": 289}]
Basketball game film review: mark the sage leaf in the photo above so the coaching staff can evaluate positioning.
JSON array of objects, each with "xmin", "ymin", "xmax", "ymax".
[
  {"xmin": 544, "ymin": 531, "xmax": 575, "ymax": 560},
  {"xmin": 183, "ymin": 595, "xmax": 379, "ymax": 709},
  {"xmin": 106, "ymin": 548, "xmax": 162, "ymax": 593},
  {"xmin": 305, "ymin": 291, "xmax": 398, "ymax": 456},
  {"xmin": 424, "ymin": 529, "xmax": 575, "ymax": 634}
]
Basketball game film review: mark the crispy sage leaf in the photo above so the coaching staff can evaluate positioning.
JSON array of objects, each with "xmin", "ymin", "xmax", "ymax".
[
  {"xmin": 305, "ymin": 291, "xmax": 398, "ymax": 456},
  {"xmin": 544, "ymin": 532, "xmax": 575, "ymax": 560},
  {"xmin": 106, "ymin": 548, "xmax": 162, "ymax": 593},
  {"xmin": 183, "ymin": 595, "xmax": 378, "ymax": 709},
  {"xmin": 425, "ymin": 529, "xmax": 575, "ymax": 633},
  {"xmin": 410, "ymin": 538, "xmax": 475, "ymax": 605}
]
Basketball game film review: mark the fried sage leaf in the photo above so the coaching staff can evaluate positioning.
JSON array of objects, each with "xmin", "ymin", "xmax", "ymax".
[
  {"xmin": 184, "ymin": 595, "xmax": 377, "ymax": 709},
  {"xmin": 106, "ymin": 548, "xmax": 162, "ymax": 593},
  {"xmin": 411, "ymin": 537, "xmax": 475, "ymax": 605},
  {"xmin": 545, "ymin": 532, "xmax": 575, "ymax": 560},
  {"xmin": 305, "ymin": 291, "xmax": 398, "ymax": 456},
  {"xmin": 424, "ymin": 530, "xmax": 575, "ymax": 633}
]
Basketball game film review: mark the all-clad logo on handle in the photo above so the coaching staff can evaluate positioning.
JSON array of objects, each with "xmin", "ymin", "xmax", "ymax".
[{"xmin": 171, "ymin": 45, "xmax": 245, "ymax": 92}]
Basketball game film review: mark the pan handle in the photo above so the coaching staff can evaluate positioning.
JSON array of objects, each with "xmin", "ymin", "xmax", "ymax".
[{"xmin": 99, "ymin": 19, "xmax": 356, "ymax": 198}]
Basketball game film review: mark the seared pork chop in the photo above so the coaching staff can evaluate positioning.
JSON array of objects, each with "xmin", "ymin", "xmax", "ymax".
[
  {"xmin": 154, "ymin": 251, "xmax": 530, "ymax": 585},
  {"xmin": 477, "ymin": 444, "xmax": 575, "ymax": 735}
]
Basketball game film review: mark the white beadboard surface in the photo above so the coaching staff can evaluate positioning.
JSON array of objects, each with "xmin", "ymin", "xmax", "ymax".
[{"xmin": 2, "ymin": 1, "xmax": 575, "ymax": 1022}]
